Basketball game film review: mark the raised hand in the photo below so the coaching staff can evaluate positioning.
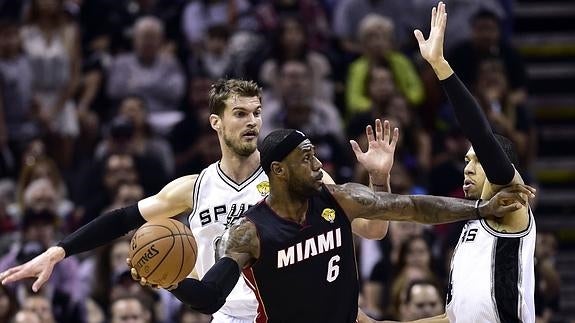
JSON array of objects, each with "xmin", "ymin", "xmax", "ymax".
[
  {"xmin": 480, "ymin": 184, "xmax": 536, "ymax": 218},
  {"xmin": 0, "ymin": 246, "xmax": 65, "ymax": 292},
  {"xmin": 414, "ymin": 1, "xmax": 447, "ymax": 66},
  {"xmin": 350, "ymin": 119, "xmax": 399, "ymax": 185}
]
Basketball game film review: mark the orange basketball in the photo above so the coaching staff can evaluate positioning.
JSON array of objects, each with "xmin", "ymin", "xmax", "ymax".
[{"xmin": 129, "ymin": 218, "xmax": 197, "ymax": 287}]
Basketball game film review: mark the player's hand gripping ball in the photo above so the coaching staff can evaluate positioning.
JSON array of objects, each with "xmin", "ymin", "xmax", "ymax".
[{"xmin": 128, "ymin": 218, "xmax": 197, "ymax": 289}]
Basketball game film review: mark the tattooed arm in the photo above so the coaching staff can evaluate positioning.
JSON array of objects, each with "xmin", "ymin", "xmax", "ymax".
[
  {"xmin": 327, "ymin": 183, "xmax": 534, "ymax": 224},
  {"xmin": 169, "ymin": 218, "xmax": 259, "ymax": 314}
]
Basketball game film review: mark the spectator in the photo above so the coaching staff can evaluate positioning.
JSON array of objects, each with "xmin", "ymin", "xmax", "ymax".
[
  {"xmin": 535, "ymin": 232, "xmax": 561, "ymax": 322},
  {"xmin": 332, "ymin": 0, "xmax": 414, "ymax": 53},
  {"xmin": 169, "ymin": 77, "xmax": 220, "ymax": 177},
  {"xmin": 15, "ymin": 156, "xmax": 71, "ymax": 218},
  {"xmin": 76, "ymin": 153, "xmax": 139, "ymax": 224},
  {"xmin": 181, "ymin": 0, "xmax": 256, "ymax": 50},
  {"xmin": 387, "ymin": 266, "xmax": 437, "ymax": 320},
  {"xmin": 22, "ymin": 178, "xmax": 75, "ymax": 229},
  {"xmin": 0, "ymin": 284, "xmax": 18, "ymax": 323},
  {"xmin": 10, "ymin": 310, "xmax": 42, "ymax": 323},
  {"xmin": 106, "ymin": 16, "xmax": 185, "ymax": 126},
  {"xmin": 448, "ymin": 8, "xmax": 527, "ymax": 105},
  {"xmin": 185, "ymin": 25, "xmax": 232, "ymax": 79},
  {"xmin": 362, "ymin": 224, "xmax": 426, "ymax": 319},
  {"xmin": 472, "ymin": 57, "xmax": 535, "ymax": 179},
  {"xmin": 96, "ymin": 96, "xmax": 175, "ymax": 177},
  {"xmin": 261, "ymin": 59, "xmax": 343, "ymax": 142},
  {"xmin": 346, "ymin": 15, "xmax": 424, "ymax": 116},
  {"xmin": 22, "ymin": 294, "xmax": 56, "ymax": 323},
  {"xmin": 259, "ymin": 16, "xmax": 333, "ymax": 101},
  {"xmin": 109, "ymin": 295, "xmax": 150, "ymax": 323},
  {"xmin": 80, "ymin": 0, "xmax": 186, "ymax": 55},
  {"xmin": 85, "ymin": 238, "xmax": 131, "ymax": 321},
  {"xmin": 398, "ymin": 279, "xmax": 444, "ymax": 321},
  {"xmin": 260, "ymin": 59, "xmax": 351, "ymax": 181},
  {"xmin": 21, "ymin": 0, "xmax": 81, "ymax": 169},
  {"xmin": 0, "ymin": 21, "xmax": 38, "ymax": 178},
  {"xmin": 0, "ymin": 208, "xmax": 84, "ymax": 323},
  {"xmin": 255, "ymin": 0, "xmax": 331, "ymax": 53}
]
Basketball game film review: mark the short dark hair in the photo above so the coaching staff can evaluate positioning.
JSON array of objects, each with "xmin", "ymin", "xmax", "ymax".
[
  {"xmin": 208, "ymin": 79, "xmax": 261, "ymax": 116},
  {"xmin": 404, "ymin": 279, "xmax": 442, "ymax": 304},
  {"xmin": 494, "ymin": 134, "xmax": 519, "ymax": 166}
]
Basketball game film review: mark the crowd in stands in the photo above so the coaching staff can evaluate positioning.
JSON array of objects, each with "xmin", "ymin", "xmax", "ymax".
[{"xmin": 0, "ymin": 0, "xmax": 560, "ymax": 322}]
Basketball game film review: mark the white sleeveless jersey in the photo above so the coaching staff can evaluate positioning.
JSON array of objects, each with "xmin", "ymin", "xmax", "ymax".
[
  {"xmin": 446, "ymin": 208, "xmax": 536, "ymax": 323},
  {"xmin": 189, "ymin": 162, "xmax": 269, "ymax": 320}
]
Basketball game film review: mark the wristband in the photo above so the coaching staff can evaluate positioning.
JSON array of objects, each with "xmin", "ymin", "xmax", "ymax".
[{"xmin": 474, "ymin": 199, "xmax": 483, "ymax": 219}]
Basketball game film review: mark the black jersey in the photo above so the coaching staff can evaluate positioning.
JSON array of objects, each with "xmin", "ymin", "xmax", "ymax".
[{"xmin": 243, "ymin": 185, "xmax": 359, "ymax": 323}]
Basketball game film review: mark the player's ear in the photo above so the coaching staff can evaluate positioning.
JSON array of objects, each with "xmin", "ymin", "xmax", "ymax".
[
  {"xmin": 270, "ymin": 162, "xmax": 284, "ymax": 177},
  {"xmin": 209, "ymin": 114, "xmax": 221, "ymax": 131}
]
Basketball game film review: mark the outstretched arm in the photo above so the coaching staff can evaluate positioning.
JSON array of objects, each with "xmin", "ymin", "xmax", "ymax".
[
  {"xmin": 415, "ymin": 2, "xmax": 515, "ymax": 186},
  {"xmin": 0, "ymin": 175, "xmax": 197, "ymax": 292},
  {"xmin": 169, "ymin": 218, "xmax": 259, "ymax": 314},
  {"xmin": 350, "ymin": 119, "xmax": 399, "ymax": 239},
  {"xmin": 328, "ymin": 183, "xmax": 534, "ymax": 224}
]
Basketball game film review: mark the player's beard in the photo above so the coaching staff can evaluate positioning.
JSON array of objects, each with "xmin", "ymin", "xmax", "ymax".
[
  {"xmin": 289, "ymin": 177, "xmax": 321, "ymax": 198},
  {"xmin": 222, "ymin": 130, "xmax": 257, "ymax": 157}
]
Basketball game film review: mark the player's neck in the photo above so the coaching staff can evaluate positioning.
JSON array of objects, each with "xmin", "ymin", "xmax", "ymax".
[
  {"xmin": 219, "ymin": 149, "xmax": 261, "ymax": 183},
  {"xmin": 267, "ymin": 192, "xmax": 309, "ymax": 225}
]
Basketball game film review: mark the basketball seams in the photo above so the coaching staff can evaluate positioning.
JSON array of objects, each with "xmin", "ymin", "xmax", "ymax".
[
  {"xmin": 139, "ymin": 235, "xmax": 176, "ymax": 282},
  {"xmin": 130, "ymin": 219, "xmax": 197, "ymax": 286},
  {"xmin": 167, "ymin": 221, "xmax": 186, "ymax": 286}
]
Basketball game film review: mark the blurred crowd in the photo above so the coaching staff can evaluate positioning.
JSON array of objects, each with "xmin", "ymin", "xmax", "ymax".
[{"xmin": 0, "ymin": 0, "xmax": 562, "ymax": 322}]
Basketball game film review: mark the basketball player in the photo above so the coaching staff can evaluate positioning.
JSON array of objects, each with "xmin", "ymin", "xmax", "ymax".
[
  {"xmin": 385, "ymin": 3, "xmax": 535, "ymax": 322},
  {"xmin": 0, "ymin": 80, "xmax": 397, "ymax": 323},
  {"xmin": 161, "ymin": 128, "xmax": 534, "ymax": 322}
]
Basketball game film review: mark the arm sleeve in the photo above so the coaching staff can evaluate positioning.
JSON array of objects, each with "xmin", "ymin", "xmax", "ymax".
[
  {"xmin": 170, "ymin": 257, "xmax": 241, "ymax": 314},
  {"xmin": 440, "ymin": 74, "xmax": 515, "ymax": 185},
  {"xmin": 57, "ymin": 204, "xmax": 145, "ymax": 257}
]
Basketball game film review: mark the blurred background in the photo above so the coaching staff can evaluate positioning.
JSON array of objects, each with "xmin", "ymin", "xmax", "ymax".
[{"xmin": 0, "ymin": 0, "xmax": 573, "ymax": 322}]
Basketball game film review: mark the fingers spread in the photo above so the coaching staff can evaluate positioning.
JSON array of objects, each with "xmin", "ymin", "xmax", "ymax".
[
  {"xmin": 376, "ymin": 119, "xmax": 384, "ymax": 142},
  {"xmin": 366, "ymin": 125, "xmax": 376, "ymax": 143},
  {"xmin": 391, "ymin": 128, "xmax": 399, "ymax": 147},
  {"xmin": 414, "ymin": 29, "xmax": 425, "ymax": 43},
  {"xmin": 349, "ymin": 140, "xmax": 363, "ymax": 155}
]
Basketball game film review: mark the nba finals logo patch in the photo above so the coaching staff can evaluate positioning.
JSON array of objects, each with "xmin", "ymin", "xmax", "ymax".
[
  {"xmin": 321, "ymin": 208, "xmax": 336, "ymax": 223},
  {"xmin": 256, "ymin": 181, "xmax": 270, "ymax": 196}
]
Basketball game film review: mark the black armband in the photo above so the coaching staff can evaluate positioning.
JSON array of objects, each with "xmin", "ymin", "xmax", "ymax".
[
  {"xmin": 441, "ymin": 74, "xmax": 515, "ymax": 185},
  {"xmin": 57, "ymin": 204, "xmax": 145, "ymax": 257},
  {"xmin": 170, "ymin": 257, "xmax": 240, "ymax": 314}
]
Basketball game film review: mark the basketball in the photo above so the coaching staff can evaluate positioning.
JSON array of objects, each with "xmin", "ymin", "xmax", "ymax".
[{"xmin": 129, "ymin": 218, "xmax": 197, "ymax": 287}]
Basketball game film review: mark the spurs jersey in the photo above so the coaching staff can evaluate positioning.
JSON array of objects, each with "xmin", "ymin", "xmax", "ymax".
[
  {"xmin": 189, "ymin": 162, "xmax": 269, "ymax": 320},
  {"xmin": 243, "ymin": 185, "xmax": 359, "ymax": 323},
  {"xmin": 446, "ymin": 207, "xmax": 536, "ymax": 323}
]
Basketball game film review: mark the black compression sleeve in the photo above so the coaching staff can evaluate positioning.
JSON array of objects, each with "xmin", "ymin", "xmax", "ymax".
[
  {"xmin": 57, "ymin": 204, "xmax": 145, "ymax": 257},
  {"xmin": 441, "ymin": 74, "xmax": 515, "ymax": 185},
  {"xmin": 170, "ymin": 257, "xmax": 241, "ymax": 314}
]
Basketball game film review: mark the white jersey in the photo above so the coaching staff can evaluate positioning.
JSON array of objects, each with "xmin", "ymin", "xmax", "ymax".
[
  {"xmin": 446, "ymin": 207, "xmax": 536, "ymax": 323},
  {"xmin": 189, "ymin": 162, "xmax": 269, "ymax": 321}
]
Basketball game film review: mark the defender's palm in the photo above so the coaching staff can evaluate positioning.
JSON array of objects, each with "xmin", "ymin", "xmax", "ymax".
[
  {"xmin": 415, "ymin": 2, "xmax": 447, "ymax": 64},
  {"xmin": 350, "ymin": 119, "xmax": 399, "ymax": 179}
]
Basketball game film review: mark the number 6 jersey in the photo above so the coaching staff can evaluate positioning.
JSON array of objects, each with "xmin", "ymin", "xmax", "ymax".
[{"xmin": 243, "ymin": 185, "xmax": 359, "ymax": 323}]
